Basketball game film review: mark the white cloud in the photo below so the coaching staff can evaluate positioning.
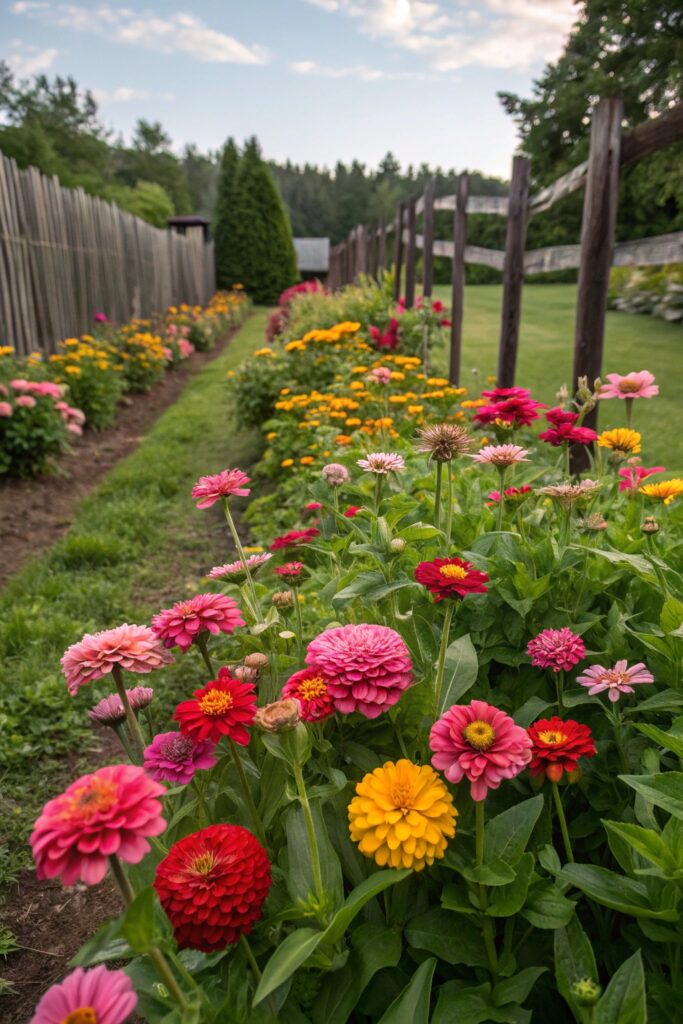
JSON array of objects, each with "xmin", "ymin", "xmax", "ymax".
[
  {"xmin": 302, "ymin": 0, "xmax": 577, "ymax": 72},
  {"xmin": 6, "ymin": 44, "xmax": 58, "ymax": 75},
  {"xmin": 290, "ymin": 59, "xmax": 433, "ymax": 80},
  {"xmin": 10, "ymin": 5, "xmax": 268, "ymax": 65},
  {"xmin": 92, "ymin": 86, "xmax": 176, "ymax": 103}
]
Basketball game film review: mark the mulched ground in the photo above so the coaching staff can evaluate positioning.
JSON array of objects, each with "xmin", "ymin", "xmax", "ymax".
[{"xmin": 0, "ymin": 326, "xmax": 239, "ymax": 590}]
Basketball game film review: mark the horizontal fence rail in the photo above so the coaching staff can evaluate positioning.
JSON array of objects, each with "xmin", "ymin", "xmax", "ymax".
[{"xmin": 0, "ymin": 153, "xmax": 216, "ymax": 356}]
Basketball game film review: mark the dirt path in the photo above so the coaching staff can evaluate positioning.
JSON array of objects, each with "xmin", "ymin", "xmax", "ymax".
[{"xmin": 0, "ymin": 325, "xmax": 240, "ymax": 589}]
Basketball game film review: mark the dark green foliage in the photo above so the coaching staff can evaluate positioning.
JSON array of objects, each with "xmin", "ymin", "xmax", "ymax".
[{"xmin": 213, "ymin": 138, "xmax": 242, "ymax": 289}]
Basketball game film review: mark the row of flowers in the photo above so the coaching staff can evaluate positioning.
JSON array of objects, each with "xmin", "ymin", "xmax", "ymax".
[
  {"xmin": 23, "ymin": 288, "xmax": 683, "ymax": 1023},
  {"xmin": 0, "ymin": 289, "xmax": 250, "ymax": 478}
]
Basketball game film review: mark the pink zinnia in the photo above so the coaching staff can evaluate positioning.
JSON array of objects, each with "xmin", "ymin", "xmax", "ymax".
[
  {"xmin": 600, "ymin": 371, "xmax": 658, "ymax": 400},
  {"xmin": 192, "ymin": 467, "xmax": 251, "ymax": 509},
  {"xmin": 322, "ymin": 463, "xmax": 349, "ymax": 486},
  {"xmin": 576, "ymin": 660, "xmax": 654, "ymax": 702},
  {"xmin": 469, "ymin": 444, "xmax": 529, "ymax": 466},
  {"xmin": 357, "ymin": 452, "xmax": 406, "ymax": 474},
  {"xmin": 30, "ymin": 965, "xmax": 136, "ymax": 1024},
  {"xmin": 618, "ymin": 465, "xmax": 666, "ymax": 492},
  {"xmin": 282, "ymin": 668, "xmax": 335, "ymax": 722},
  {"xmin": 344, "ymin": 505, "xmax": 361, "ymax": 517},
  {"xmin": 16, "ymin": 394, "xmax": 36, "ymax": 408},
  {"xmin": 473, "ymin": 395, "xmax": 545, "ymax": 428},
  {"xmin": 306, "ymin": 623, "xmax": 413, "ymax": 719},
  {"xmin": 430, "ymin": 700, "xmax": 532, "ymax": 801},
  {"xmin": 538, "ymin": 407, "xmax": 598, "ymax": 447},
  {"xmin": 0, "ymin": 401, "xmax": 12, "ymax": 417},
  {"xmin": 144, "ymin": 731, "xmax": 217, "ymax": 783},
  {"xmin": 527, "ymin": 628, "xmax": 586, "ymax": 673},
  {"xmin": 30, "ymin": 764, "xmax": 165, "ymax": 885},
  {"xmin": 88, "ymin": 686, "xmax": 154, "ymax": 726},
  {"xmin": 61, "ymin": 624, "xmax": 172, "ymax": 696},
  {"xmin": 152, "ymin": 593, "xmax": 245, "ymax": 652},
  {"xmin": 208, "ymin": 552, "xmax": 272, "ymax": 579},
  {"xmin": 304, "ymin": 501, "xmax": 323, "ymax": 515}
]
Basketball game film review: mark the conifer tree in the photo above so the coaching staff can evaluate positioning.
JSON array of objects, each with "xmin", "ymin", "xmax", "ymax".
[{"xmin": 213, "ymin": 138, "xmax": 241, "ymax": 289}]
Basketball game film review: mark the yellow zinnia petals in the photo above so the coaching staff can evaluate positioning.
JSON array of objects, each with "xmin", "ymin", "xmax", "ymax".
[
  {"xmin": 597, "ymin": 428, "xmax": 641, "ymax": 454},
  {"xmin": 640, "ymin": 479, "xmax": 683, "ymax": 505}
]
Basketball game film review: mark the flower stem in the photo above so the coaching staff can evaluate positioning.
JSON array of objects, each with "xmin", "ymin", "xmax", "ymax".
[
  {"xmin": 625, "ymin": 397, "xmax": 633, "ymax": 428},
  {"xmin": 113, "ymin": 722, "xmax": 137, "ymax": 763},
  {"xmin": 241, "ymin": 936, "xmax": 279, "ymax": 1019},
  {"xmin": 228, "ymin": 738, "xmax": 268, "ymax": 849},
  {"xmin": 496, "ymin": 467, "xmax": 507, "ymax": 532},
  {"xmin": 556, "ymin": 670, "xmax": 565, "ymax": 714},
  {"xmin": 196, "ymin": 633, "xmax": 216, "ymax": 677},
  {"xmin": 374, "ymin": 474, "xmax": 383, "ymax": 514},
  {"xmin": 293, "ymin": 590, "xmax": 304, "ymax": 665},
  {"xmin": 434, "ymin": 460, "xmax": 443, "ymax": 533},
  {"xmin": 433, "ymin": 601, "xmax": 455, "ymax": 717},
  {"xmin": 475, "ymin": 799, "xmax": 486, "ymax": 868},
  {"xmin": 552, "ymin": 781, "xmax": 574, "ymax": 863},
  {"xmin": 445, "ymin": 466, "xmax": 454, "ymax": 553},
  {"xmin": 475, "ymin": 801, "xmax": 498, "ymax": 979},
  {"xmin": 111, "ymin": 665, "xmax": 145, "ymax": 763},
  {"xmin": 222, "ymin": 498, "xmax": 261, "ymax": 621},
  {"xmin": 292, "ymin": 761, "xmax": 326, "ymax": 914}
]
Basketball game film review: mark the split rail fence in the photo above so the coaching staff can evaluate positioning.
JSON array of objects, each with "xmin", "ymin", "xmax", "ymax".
[
  {"xmin": 0, "ymin": 152, "xmax": 216, "ymax": 356},
  {"xmin": 328, "ymin": 97, "xmax": 683, "ymax": 428}
]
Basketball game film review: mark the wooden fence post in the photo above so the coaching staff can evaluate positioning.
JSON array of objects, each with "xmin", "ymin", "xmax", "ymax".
[
  {"xmin": 393, "ymin": 202, "xmax": 404, "ymax": 301},
  {"xmin": 497, "ymin": 155, "xmax": 530, "ymax": 387},
  {"xmin": 571, "ymin": 97, "xmax": 624, "ymax": 471},
  {"xmin": 348, "ymin": 228, "xmax": 357, "ymax": 282},
  {"xmin": 356, "ymin": 224, "xmax": 367, "ymax": 276},
  {"xmin": 404, "ymin": 194, "xmax": 418, "ymax": 308},
  {"xmin": 378, "ymin": 219, "xmax": 387, "ymax": 274},
  {"xmin": 422, "ymin": 178, "xmax": 435, "ymax": 298},
  {"xmin": 449, "ymin": 173, "xmax": 469, "ymax": 384}
]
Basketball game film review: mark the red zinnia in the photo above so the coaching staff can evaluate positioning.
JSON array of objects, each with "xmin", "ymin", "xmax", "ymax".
[
  {"xmin": 473, "ymin": 393, "xmax": 545, "ymax": 428},
  {"xmin": 154, "ymin": 824, "xmax": 271, "ymax": 952},
  {"xmin": 414, "ymin": 557, "xmax": 489, "ymax": 602},
  {"xmin": 528, "ymin": 717, "xmax": 596, "ymax": 782},
  {"xmin": 270, "ymin": 527, "xmax": 320, "ymax": 551},
  {"xmin": 275, "ymin": 561, "xmax": 304, "ymax": 579},
  {"xmin": 282, "ymin": 668, "xmax": 335, "ymax": 722},
  {"xmin": 344, "ymin": 505, "xmax": 361, "ymax": 518},
  {"xmin": 174, "ymin": 668, "xmax": 256, "ymax": 745},
  {"xmin": 538, "ymin": 407, "xmax": 598, "ymax": 447}
]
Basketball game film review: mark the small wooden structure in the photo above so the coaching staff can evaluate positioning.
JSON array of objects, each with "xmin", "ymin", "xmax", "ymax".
[
  {"xmin": 167, "ymin": 215, "xmax": 211, "ymax": 242},
  {"xmin": 293, "ymin": 237, "xmax": 330, "ymax": 281}
]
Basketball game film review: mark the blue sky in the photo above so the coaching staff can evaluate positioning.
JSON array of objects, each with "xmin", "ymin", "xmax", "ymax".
[{"xmin": 2, "ymin": 1, "xmax": 578, "ymax": 177}]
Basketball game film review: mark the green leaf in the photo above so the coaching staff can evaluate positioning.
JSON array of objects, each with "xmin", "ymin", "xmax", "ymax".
[
  {"xmin": 560, "ymin": 863, "xmax": 679, "ymax": 920},
  {"xmin": 312, "ymin": 924, "xmax": 402, "ymax": 1024},
  {"xmin": 376, "ymin": 957, "xmax": 436, "ymax": 1024},
  {"xmin": 286, "ymin": 802, "xmax": 344, "ymax": 910},
  {"xmin": 400, "ymin": 522, "xmax": 441, "ymax": 541},
  {"xmin": 582, "ymin": 547, "xmax": 655, "ymax": 578},
  {"xmin": 433, "ymin": 981, "xmax": 530, "ymax": 1024},
  {"xmin": 406, "ymin": 907, "xmax": 489, "ymax": 967},
  {"xmin": 69, "ymin": 916, "xmax": 132, "ymax": 967},
  {"xmin": 487, "ymin": 854, "xmax": 534, "ymax": 917},
  {"xmin": 623, "ymin": 689, "xmax": 683, "ymax": 715},
  {"xmin": 485, "ymin": 796, "xmax": 544, "ymax": 865},
  {"xmin": 441, "ymin": 881, "xmax": 478, "ymax": 915},
  {"xmin": 322, "ymin": 868, "xmax": 412, "ymax": 945},
  {"xmin": 494, "ymin": 967, "xmax": 546, "ymax": 1008},
  {"xmin": 596, "ymin": 951, "xmax": 647, "ymax": 1024},
  {"xmin": 521, "ymin": 882, "xmax": 576, "ymax": 929},
  {"xmin": 633, "ymin": 724, "xmax": 683, "ymax": 762},
  {"xmin": 253, "ymin": 928, "xmax": 321, "ymax": 1006},
  {"xmin": 514, "ymin": 696, "xmax": 552, "ymax": 728},
  {"xmin": 619, "ymin": 772, "xmax": 683, "ymax": 821},
  {"xmin": 554, "ymin": 916, "xmax": 598, "ymax": 1022},
  {"xmin": 438, "ymin": 633, "xmax": 479, "ymax": 715},
  {"xmin": 660, "ymin": 598, "xmax": 683, "ymax": 634},
  {"xmin": 460, "ymin": 860, "xmax": 517, "ymax": 886},
  {"xmin": 602, "ymin": 819, "xmax": 680, "ymax": 876},
  {"xmin": 333, "ymin": 571, "xmax": 386, "ymax": 604},
  {"xmin": 119, "ymin": 888, "xmax": 164, "ymax": 954}
]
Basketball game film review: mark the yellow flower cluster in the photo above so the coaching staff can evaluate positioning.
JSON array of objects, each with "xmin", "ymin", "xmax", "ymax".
[
  {"xmin": 49, "ymin": 336, "xmax": 122, "ymax": 381},
  {"xmin": 285, "ymin": 321, "xmax": 362, "ymax": 354}
]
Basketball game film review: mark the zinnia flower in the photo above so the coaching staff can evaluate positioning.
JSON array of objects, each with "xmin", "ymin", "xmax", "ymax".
[
  {"xmin": 322, "ymin": 463, "xmax": 349, "ymax": 486},
  {"xmin": 357, "ymin": 452, "xmax": 406, "ymax": 474},
  {"xmin": 576, "ymin": 660, "xmax": 654, "ymax": 702},
  {"xmin": 430, "ymin": 700, "xmax": 532, "ymax": 801},
  {"xmin": 538, "ymin": 408, "xmax": 598, "ymax": 447},
  {"xmin": 270, "ymin": 527, "xmax": 320, "ymax": 550},
  {"xmin": 61, "ymin": 624, "xmax": 172, "ymax": 696},
  {"xmin": 469, "ymin": 444, "xmax": 529, "ymax": 466},
  {"xmin": 344, "ymin": 505, "xmax": 362, "ymax": 517},
  {"xmin": 599, "ymin": 371, "xmax": 658, "ymax": 400},
  {"xmin": 539, "ymin": 480, "xmax": 601, "ymax": 508},
  {"xmin": 527, "ymin": 717, "xmax": 596, "ymax": 782},
  {"xmin": 282, "ymin": 668, "xmax": 335, "ymax": 722},
  {"xmin": 0, "ymin": 402, "xmax": 12, "ymax": 417},
  {"xmin": 527, "ymin": 628, "xmax": 586, "ymax": 673},
  {"xmin": 154, "ymin": 824, "xmax": 271, "ymax": 952},
  {"xmin": 414, "ymin": 557, "xmax": 489, "ymax": 602},
  {"xmin": 487, "ymin": 485, "xmax": 533, "ymax": 505},
  {"xmin": 144, "ymin": 731, "xmax": 217, "ymax": 784},
  {"xmin": 88, "ymin": 686, "xmax": 154, "ymax": 727},
  {"xmin": 640, "ymin": 478, "xmax": 683, "ymax": 505},
  {"xmin": 152, "ymin": 593, "xmax": 244, "ymax": 652},
  {"xmin": 276, "ymin": 561, "xmax": 304, "ymax": 579},
  {"xmin": 618, "ymin": 465, "xmax": 665, "ymax": 492},
  {"xmin": 597, "ymin": 428, "xmax": 641, "ymax": 455},
  {"xmin": 348, "ymin": 759, "xmax": 457, "ymax": 870},
  {"xmin": 29, "ymin": 965, "xmax": 136, "ymax": 1024},
  {"xmin": 30, "ymin": 765, "xmax": 165, "ymax": 885},
  {"xmin": 306, "ymin": 623, "xmax": 413, "ymax": 718},
  {"xmin": 415, "ymin": 423, "xmax": 471, "ymax": 462},
  {"xmin": 174, "ymin": 668, "xmax": 256, "ymax": 745},
  {"xmin": 208, "ymin": 553, "xmax": 272, "ymax": 579},
  {"xmin": 191, "ymin": 468, "xmax": 251, "ymax": 509},
  {"xmin": 473, "ymin": 390, "xmax": 545, "ymax": 428}
]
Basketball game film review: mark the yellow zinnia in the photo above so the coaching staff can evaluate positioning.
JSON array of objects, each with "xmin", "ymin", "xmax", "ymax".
[
  {"xmin": 348, "ymin": 759, "xmax": 457, "ymax": 871},
  {"xmin": 640, "ymin": 479, "xmax": 683, "ymax": 505},
  {"xmin": 597, "ymin": 428, "xmax": 641, "ymax": 454}
]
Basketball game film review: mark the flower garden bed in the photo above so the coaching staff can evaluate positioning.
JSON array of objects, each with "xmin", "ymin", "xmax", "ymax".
[{"xmin": 11, "ymin": 279, "xmax": 683, "ymax": 1023}]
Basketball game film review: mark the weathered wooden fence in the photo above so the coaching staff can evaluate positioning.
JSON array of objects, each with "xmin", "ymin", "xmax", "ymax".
[
  {"xmin": 328, "ymin": 98, "xmax": 683, "ymax": 404},
  {"xmin": 0, "ymin": 153, "xmax": 216, "ymax": 356}
]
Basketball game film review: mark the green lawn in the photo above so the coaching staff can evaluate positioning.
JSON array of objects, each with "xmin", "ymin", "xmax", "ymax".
[{"xmin": 431, "ymin": 284, "xmax": 682, "ymax": 470}]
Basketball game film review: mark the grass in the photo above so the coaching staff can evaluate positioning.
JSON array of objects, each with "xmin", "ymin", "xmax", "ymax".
[
  {"xmin": 0, "ymin": 311, "xmax": 267, "ymax": 891},
  {"xmin": 431, "ymin": 283, "xmax": 683, "ymax": 470}
]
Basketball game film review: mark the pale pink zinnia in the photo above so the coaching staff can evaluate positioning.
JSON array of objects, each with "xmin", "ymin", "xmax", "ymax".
[
  {"xmin": 192, "ymin": 467, "xmax": 251, "ymax": 509},
  {"xmin": 61, "ymin": 624, "xmax": 173, "ymax": 696},
  {"xmin": 527, "ymin": 628, "xmax": 586, "ymax": 673},
  {"xmin": 599, "ymin": 371, "xmax": 658, "ymax": 400},
  {"xmin": 357, "ymin": 452, "xmax": 406, "ymax": 474},
  {"xmin": 306, "ymin": 623, "xmax": 413, "ymax": 718},
  {"xmin": 0, "ymin": 401, "xmax": 12, "ymax": 417},
  {"xmin": 208, "ymin": 552, "xmax": 272, "ymax": 579},
  {"xmin": 16, "ymin": 394, "xmax": 36, "ymax": 408},
  {"xmin": 30, "ymin": 764, "xmax": 166, "ymax": 885},
  {"xmin": 618, "ymin": 465, "xmax": 666, "ymax": 492},
  {"xmin": 469, "ymin": 444, "xmax": 529, "ymax": 467},
  {"xmin": 88, "ymin": 686, "xmax": 154, "ymax": 726},
  {"xmin": 144, "ymin": 731, "xmax": 217, "ymax": 783},
  {"xmin": 322, "ymin": 463, "xmax": 349, "ymax": 486},
  {"xmin": 576, "ymin": 660, "xmax": 654, "ymax": 702},
  {"xmin": 30, "ymin": 965, "xmax": 136, "ymax": 1024},
  {"xmin": 430, "ymin": 700, "xmax": 532, "ymax": 801},
  {"xmin": 152, "ymin": 592, "xmax": 245, "ymax": 652}
]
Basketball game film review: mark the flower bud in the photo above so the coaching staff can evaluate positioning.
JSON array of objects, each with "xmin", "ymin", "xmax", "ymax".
[
  {"xmin": 254, "ymin": 698, "xmax": 301, "ymax": 733},
  {"xmin": 234, "ymin": 665, "xmax": 258, "ymax": 684},
  {"xmin": 570, "ymin": 978, "xmax": 601, "ymax": 1006},
  {"xmin": 322, "ymin": 463, "xmax": 349, "ymax": 487},
  {"xmin": 244, "ymin": 652, "xmax": 268, "ymax": 669},
  {"xmin": 389, "ymin": 537, "xmax": 406, "ymax": 553},
  {"xmin": 578, "ymin": 513, "xmax": 608, "ymax": 532},
  {"xmin": 641, "ymin": 516, "xmax": 659, "ymax": 535},
  {"xmin": 272, "ymin": 590, "xmax": 295, "ymax": 609}
]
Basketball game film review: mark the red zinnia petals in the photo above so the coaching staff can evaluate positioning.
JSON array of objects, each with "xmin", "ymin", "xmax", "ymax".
[
  {"xmin": 414, "ymin": 557, "xmax": 489, "ymax": 602},
  {"xmin": 154, "ymin": 824, "xmax": 271, "ymax": 952},
  {"xmin": 528, "ymin": 717, "xmax": 596, "ymax": 782},
  {"xmin": 174, "ymin": 668, "xmax": 256, "ymax": 745},
  {"xmin": 270, "ymin": 528, "xmax": 320, "ymax": 551}
]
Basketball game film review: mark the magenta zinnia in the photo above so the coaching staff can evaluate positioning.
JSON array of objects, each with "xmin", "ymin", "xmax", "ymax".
[
  {"xmin": 88, "ymin": 686, "xmax": 154, "ymax": 726},
  {"xmin": 152, "ymin": 593, "xmax": 245, "ymax": 652},
  {"xmin": 527, "ymin": 628, "xmax": 586, "ymax": 673},
  {"xmin": 144, "ymin": 731, "xmax": 217, "ymax": 784},
  {"xmin": 192, "ymin": 467, "xmax": 251, "ymax": 509},
  {"xmin": 61, "ymin": 624, "xmax": 172, "ymax": 696}
]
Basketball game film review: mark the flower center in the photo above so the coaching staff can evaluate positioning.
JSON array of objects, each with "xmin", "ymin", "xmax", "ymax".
[
  {"xmin": 298, "ymin": 675, "xmax": 327, "ymax": 700},
  {"xmin": 538, "ymin": 730, "xmax": 567, "ymax": 745},
  {"xmin": 391, "ymin": 782, "xmax": 414, "ymax": 813},
  {"xmin": 618, "ymin": 381, "xmax": 641, "ymax": 394},
  {"xmin": 66, "ymin": 779, "xmax": 118, "ymax": 821},
  {"xmin": 190, "ymin": 852, "xmax": 217, "ymax": 876},
  {"xmin": 439, "ymin": 564, "xmax": 467, "ymax": 580},
  {"xmin": 61, "ymin": 1008, "xmax": 98, "ymax": 1024},
  {"xmin": 159, "ymin": 735, "xmax": 195, "ymax": 762},
  {"xmin": 463, "ymin": 720, "xmax": 495, "ymax": 751},
  {"xmin": 198, "ymin": 689, "xmax": 233, "ymax": 716}
]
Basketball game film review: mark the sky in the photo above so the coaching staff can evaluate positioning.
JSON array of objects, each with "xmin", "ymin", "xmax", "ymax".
[{"xmin": 2, "ymin": 1, "xmax": 580, "ymax": 178}]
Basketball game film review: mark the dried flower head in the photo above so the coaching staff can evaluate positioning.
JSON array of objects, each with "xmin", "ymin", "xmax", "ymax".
[
  {"xmin": 539, "ymin": 479, "xmax": 601, "ymax": 508},
  {"xmin": 253, "ymin": 698, "xmax": 302, "ymax": 732},
  {"xmin": 578, "ymin": 513, "xmax": 608, "ymax": 532},
  {"xmin": 415, "ymin": 423, "xmax": 471, "ymax": 462},
  {"xmin": 272, "ymin": 590, "xmax": 295, "ymax": 609}
]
